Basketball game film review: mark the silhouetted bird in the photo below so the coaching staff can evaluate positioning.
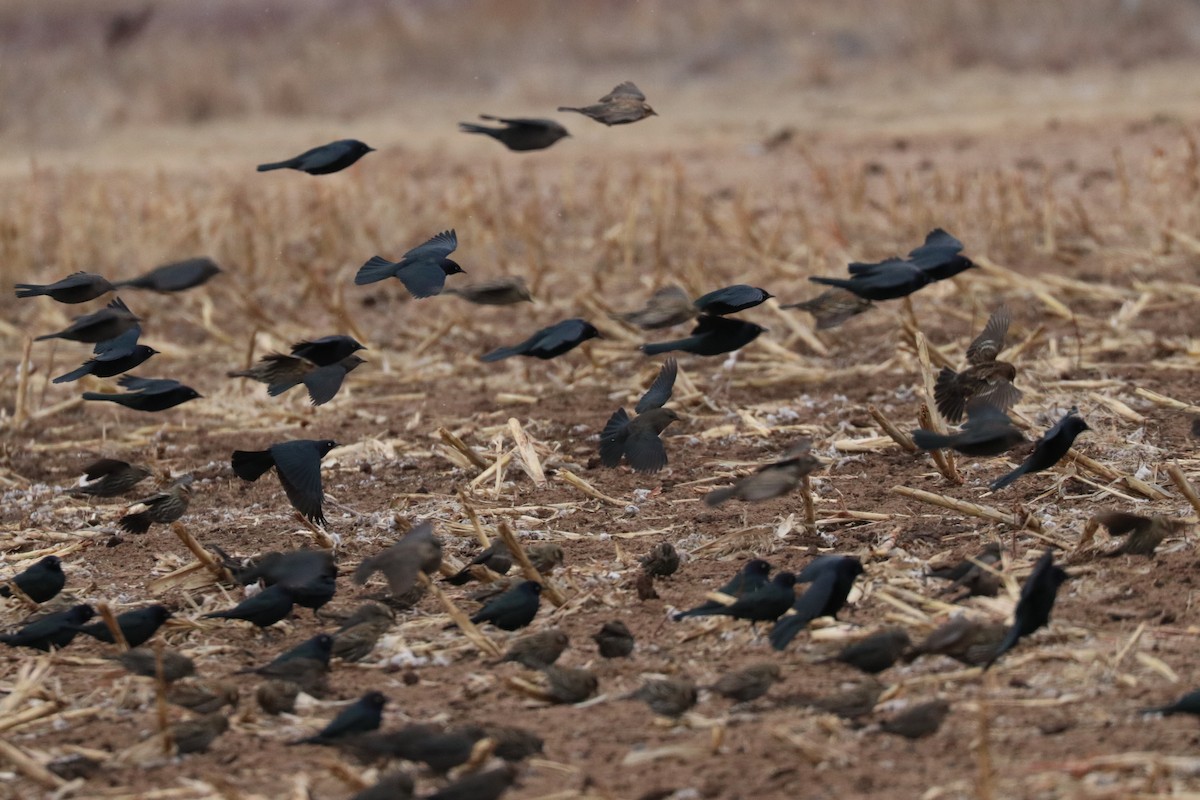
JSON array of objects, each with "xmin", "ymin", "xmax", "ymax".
[
  {"xmin": 105, "ymin": 4, "xmax": 154, "ymax": 49},
  {"xmin": 225, "ymin": 548, "xmax": 337, "ymax": 612},
  {"xmin": 600, "ymin": 358, "xmax": 679, "ymax": 473},
  {"xmin": 36, "ymin": 298, "xmax": 139, "ymax": 343},
  {"xmin": 592, "ymin": 620, "xmax": 635, "ymax": 658},
  {"xmin": 482, "ymin": 318, "xmax": 599, "ymax": 361},
  {"xmin": 828, "ymin": 628, "xmax": 911, "ymax": 673},
  {"xmin": 83, "ymin": 376, "xmax": 201, "ymax": 412},
  {"xmin": 77, "ymin": 604, "xmax": 171, "ymax": 648},
  {"xmin": 351, "ymin": 772, "xmax": 415, "ymax": 800},
  {"xmin": 118, "ymin": 476, "xmax": 192, "ymax": 534},
  {"xmin": 71, "ymin": 458, "xmax": 151, "ymax": 498},
  {"xmin": 913, "ymin": 401, "xmax": 1025, "ymax": 457},
  {"xmin": 780, "ymin": 288, "xmax": 874, "ymax": 329},
  {"xmin": 1093, "ymin": 511, "xmax": 1187, "ymax": 557},
  {"xmin": 114, "ymin": 257, "xmax": 221, "ymax": 292},
  {"xmin": 0, "ymin": 556, "xmax": 65, "ymax": 603},
  {"xmin": 628, "ymin": 678, "xmax": 698, "ymax": 717},
  {"xmin": 705, "ymin": 439, "xmax": 820, "ymax": 505},
  {"xmin": 293, "ymin": 691, "xmax": 386, "ymax": 745},
  {"xmin": 460, "ymin": 115, "xmax": 570, "ymax": 151},
  {"xmin": 693, "ymin": 285, "xmax": 772, "ymax": 316},
  {"xmin": 112, "ymin": 647, "xmax": 195, "ymax": 682},
  {"xmin": 710, "ymin": 662, "xmax": 782, "ymax": 703},
  {"xmin": 332, "ymin": 602, "xmax": 394, "ymax": 662},
  {"xmin": 471, "ymin": 581, "xmax": 541, "ymax": 631},
  {"xmin": 16, "ymin": 272, "xmax": 113, "ymax": 304},
  {"xmin": 990, "ymin": 407, "xmax": 1089, "ymax": 491},
  {"xmin": 907, "ymin": 615, "xmax": 1006, "ymax": 667},
  {"xmin": 354, "ymin": 521, "xmax": 443, "ymax": 599},
  {"xmin": 542, "ymin": 664, "xmax": 599, "ymax": 704},
  {"xmin": 770, "ymin": 557, "xmax": 864, "ymax": 651},
  {"xmin": 641, "ymin": 315, "xmax": 764, "ymax": 357},
  {"xmin": 985, "ymin": 549, "xmax": 1068, "ymax": 668},
  {"xmin": 203, "ymin": 584, "xmax": 295, "ymax": 628},
  {"xmin": 172, "ymin": 714, "xmax": 228, "ymax": 754},
  {"xmin": 0, "ymin": 604, "xmax": 94, "ymax": 651},
  {"xmin": 232, "ymin": 439, "xmax": 338, "ymax": 525},
  {"xmin": 501, "ymin": 629, "xmax": 569, "ymax": 669},
  {"xmin": 290, "ymin": 335, "xmax": 365, "ymax": 366},
  {"xmin": 558, "ymin": 81, "xmax": 657, "ymax": 125},
  {"xmin": 612, "ymin": 285, "xmax": 697, "ymax": 329},
  {"xmin": 455, "ymin": 723, "xmax": 543, "ymax": 762},
  {"xmin": 446, "ymin": 540, "xmax": 512, "ymax": 586},
  {"xmin": 880, "ymin": 699, "xmax": 950, "ymax": 739},
  {"xmin": 1142, "ymin": 690, "xmax": 1200, "ymax": 717},
  {"xmin": 257, "ymin": 139, "xmax": 374, "ymax": 175},
  {"xmin": 640, "ymin": 542, "xmax": 680, "ymax": 577},
  {"xmin": 426, "ymin": 763, "xmax": 519, "ymax": 800},
  {"xmin": 53, "ymin": 341, "xmax": 157, "ymax": 383},
  {"xmin": 934, "ymin": 307, "xmax": 1020, "ymax": 423},
  {"xmin": 674, "ymin": 558, "xmax": 772, "ymax": 620},
  {"xmin": 355, "ymin": 229, "xmax": 464, "ymax": 298},
  {"xmin": 445, "ymin": 276, "xmax": 533, "ymax": 305}
]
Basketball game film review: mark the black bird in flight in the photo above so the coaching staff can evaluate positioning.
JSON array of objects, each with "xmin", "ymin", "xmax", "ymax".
[
  {"xmin": 985, "ymin": 549, "xmax": 1068, "ymax": 669},
  {"xmin": 232, "ymin": 439, "xmax": 338, "ymax": 525},
  {"xmin": 36, "ymin": 298, "xmax": 139, "ymax": 344},
  {"xmin": 599, "ymin": 358, "xmax": 679, "ymax": 473},
  {"xmin": 114, "ymin": 257, "xmax": 222, "ymax": 292},
  {"xmin": 641, "ymin": 315, "xmax": 764, "ymax": 357},
  {"xmin": 16, "ymin": 272, "xmax": 114, "ymax": 304},
  {"xmin": 481, "ymin": 318, "xmax": 599, "ymax": 361},
  {"xmin": 53, "ymin": 320, "xmax": 157, "ymax": 383},
  {"xmin": 692, "ymin": 284, "xmax": 772, "ymax": 316},
  {"xmin": 83, "ymin": 376, "xmax": 201, "ymax": 412},
  {"xmin": 257, "ymin": 139, "xmax": 375, "ymax": 175},
  {"xmin": 990, "ymin": 407, "xmax": 1089, "ymax": 491},
  {"xmin": 912, "ymin": 401, "xmax": 1026, "ymax": 457},
  {"xmin": 810, "ymin": 229, "xmax": 975, "ymax": 301},
  {"xmin": 355, "ymin": 229, "xmax": 464, "ymax": 298},
  {"xmin": 459, "ymin": 115, "xmax": 570, "ymax": 151}
]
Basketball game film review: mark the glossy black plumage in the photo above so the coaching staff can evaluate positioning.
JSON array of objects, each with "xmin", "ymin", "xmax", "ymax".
[
  {"xmin": 985, "ymin": 549, "xmax": 1068, "ymax": 668},
  {"xmin": 459, "ymin": 115, "xmax": 570, "ymax": 151},
  {"xmin": 232, "ymin": 439, "xmax": 338, "ymax": 525},
  {"xmin": 692, "ymin": 284, "xmax": 772, "ymax": 315},
  {"xmin": 770, "ymin": 556, "xmax": 864, "ymax": 651},
  {"xmin": 355, "ymin": 229, "xmax": 464, "ymax": 298},
  {"xmin": 481, "ymin": 318, "xmax": 599, "ymax": 361},
  {"xmin": 641, "ymin": 314, "xmax": 764, "ymax": 357},
  {"xmin": 0, "ymin": 556, "xmax": 65, "ymax": 603},
  {"xmin": 292, "ymin": 691, "xmax": 386, "ymax": 744},
  {"xmin": 203, "ymin": 584, "xmax": 295, "ymax": 628},
  {"xmin": 77, "ymin": 604, "xmax": 171, "ymax": 647},
  {"xmin": 257, "ymin": 139, "xmax": 374, "ymax": 174},
  {"xmin": 83, "ymin": 375, "xmax": 201, "ymax": 412},
  {"xmin": 53, "ymin": 343, "xmax": 157, "ymax": 384},
  {"xmin": 674, "ymin": 558, "xmax": 771, "ymax": 620},
  {"xmin": 683, "ymin": 572, "xmax": 796, "ymax": 623},
  {"xmin": 445, "ymin": 540, "xmax": 513, "ymax": 585},
  {"xmin": 470, "ymin": 580, "xmax": 541, "ymax": 631},
  {"xmin": 990, "ymin": 408, "xmax": 1089, "ymax": 491},
  {"xmin": 36, "ymin": 298, "xmax": 140, "ymax": 343},
  {"xmin": 1, "ymin": 604, "xmax": 94, "ymax": 651},
  {"xmin": 15, "ymin": 271, "xmax": 114, "ymax": 304}
]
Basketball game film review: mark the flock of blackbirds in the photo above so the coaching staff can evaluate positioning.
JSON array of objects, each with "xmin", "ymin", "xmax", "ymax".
[{"xmin": 4, "ymin": 78, "xmax": 1195, "ymax": 799}]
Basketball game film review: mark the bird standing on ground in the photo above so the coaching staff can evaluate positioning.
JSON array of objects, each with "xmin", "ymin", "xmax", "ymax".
[
  {"xmin": 332, "ymin": 603, "xmax": 394, "ymax": 662},
  {"xmin": 232, "ymin": 440, "xmax": 338, "ymax": 525},
  {"xmin": 0, "ymin": 556, "xmax": 65, "ymax": 603},
  {"xmin": 470, "ymin": 581, "xmax": 542, "ymax": 631},
  {"xmin": 985, "ymin": 549, "xmax": 1068, "ymax": 668},
  {"xmin": 445, "ymin": 540, "xmax": 512, "ymax": 586},
  {"xmin": 628, "ymin": 678, "xmax": 698, "ymax": 717},
  {"xmin": 592, "ymin": 620, "xmax": 635, "ymax": 658},
  {"xmin": 770, "ymin": 557, "xmax": 864, "ymax": 651},
  {"xmin": 705, "ymin": 440, "xmax": 821, "ymax": 505},
  {"xmin": 0, "ymin": 604, "xmax": 95, "ymax": 651},
  {"xmin": 558, "ymin": 81, "xmax": 657, "ymax": 125},
  {"xmin": 459, "ymin": 115, "xmax": 570, "ymax": 151},
  {"xmin": 257, "ymin": 139, "xmax": 374, "ymax": 175},
  {"xmin": 828, "ymin": 628, "xmax": 911, "ymax": 674},
  {"xmin": 292, "ymin": 691, "xmax": 387, "ymax": 745},
  {"xmin": 674, "ymin": 559, "xmax": 772, "ymax": 619},
  {"xmin": 681, "ymin": 572, "xmax": 797, "ymax": 625},
  {"xmin": 934, "ymin": 307, "xmax": 1021, "ymax": 424},
  {"xmin": 501, "ymin": 629, "xmax": 569, "ymax": 668},
  {"xmin": 709, "ymin": 662, "xmax": 782, "ymax": 703},
  {"xmin": 990, "ymin": 407, "xmax": 1089, "ymax": 491},
  {"xmin": 880, "ymin": 699, "xmax": 951, "ymax": 739},
  {"xmin": 77, "ymin": 604, "xmax": 172, "ymax": 648},
  {"xmin": 355, "ymin": 229, "xmax": 464, "ymax": 298},
  {"xmin": 203, "ymin": 584, "xmax": 296, "ymax": 628},
  {"xmin": 481, "ymin": 318, "xmax": 599, "ymax": 361},
  {"xmin": 600, "ymin": 358, "xmax": 680, "ymax": 473},
  {"xmin": 118, "ymin": 476, "xmax": 193, "ymax": 534}
]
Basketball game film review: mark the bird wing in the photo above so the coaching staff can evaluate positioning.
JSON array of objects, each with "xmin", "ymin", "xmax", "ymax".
[
  {"xmin": 598, "ymin": 408, "xmax": 631, "ymax": 467},
  {"xmin": 479, "ymin": 115, "xmax": 557, "ymax": 129},
  {"xmin": 403, "ymin": 229, "xmax": 457, "ymax": 261},
  {"xmin": 117, "ymin": 376, "xmax": 180, "ymax": 394},
  {"xmin": 301, "ymin": 364, "xmax": 350, "ymax": 406},
  {"xmin": 974, "ymin": 379, "xmax": 1021, "ymax": 414},
  {"xmin": 966, "ymin": 306, "xmax": 1010, "ymax": 364},
  {"xmin": 847, "ymin": 257, "xmax": 907, "ymax": 275},
  {"xmin": 601, "ymin": 81, "xmax": 645, "ymax": 101},
  {"xmin": 1092, "ymin": 510, "xmax": 1150, "ymax": 536},
  {"xmin": 270, "ymin": 442, "xmax": 326, "ymax": 524},
  {"xmin": 635, "ymin": 358, "xmax": 676, "ymax": 413},
  {"xmin": 395, "ymin": 263, "xmax": 449, "ymax": 299},
  {"xmin": 906, "ymin": 228, "xmax": 964, "ymax": 269},
  {"xmin": 82, "ymin": 458, "xmax": 131, "ymax": 479},
  {"xmin": 93, "ymin": 324, "xmax": 142, "ymax": 360},
  {"xmin": 623, "ymin": 423, "xmax": 669, "ymax": 473}
]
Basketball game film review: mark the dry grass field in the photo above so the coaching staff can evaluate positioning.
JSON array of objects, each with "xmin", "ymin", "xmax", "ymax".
[{"xmin": 5, "ymin": 2, "xmax": 1200, "ymax": 799}]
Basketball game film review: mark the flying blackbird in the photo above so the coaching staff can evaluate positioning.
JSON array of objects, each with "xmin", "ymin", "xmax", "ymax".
[
  {"xmin": 985, "ymin": 549, "xmax": 1068, "ymax": 669},
  {"xmin": 906, "ymin": 615, "xmax": 1006, "ymax": 667},
  {"xmin": 684, "ymin": 572, "xmax": 797, "ymax": 624},
  {"xmin": 16, "ymin": 272, "xmax": 114, "ymax": 304},
  {"xmin": 238, "ymin": 633, "xmax": 333, "ymax": 683},
  {"xmin": 692, "ymin": 284, "xmax": 772, "ymax": 316},
  {"xmin": 1, "ymin": 556, "xmax": 65, "ymax": 603},
  {"xmin": 913, "ymin": 401, "xmax": 1025, "ymax": 456},
  {"xmin": 1093, "ymin": 511, "xmax": 1187, "ymax": 557},
  {"xmin": 640, "ymin": 542, "xmax": 680, "ymax": 577},
  {"xmin": 53, "ymin": 341, "xmax": 157, "ymax": 383},
  {"xmin": 880, "ymin": 699, "xmax": 951, "ymax": 739},
  {"xmin": 1142, "ymin": 690, "xmax": 1200, "ymax": 717},
  {"xmin": 257, "ymin": 680, "xmax": 300, "ymax": 715},
  {"xmin": 167, "ymin": 679, "xmax": 239, "ymax": 713},
  {"xmin": 612, "ymin": 285, "xmax": 697, "ymax": 330},
  {"xmin": 354, "ymin": 520, "xmax": 443, "ymax": 599},
  {"xmin": 445, "ymin": 540, "xmax": 512, "ymax": 586},
  {"xmin": 225, "ymin": 548, "xmax": 337, "ymax": 612},
  {"xmin": 628, "ymin": 678, "xmax": 698, "ymax": 717},
  {"xmin": 542, "ymin": 665, "xmax": 599, "ymax": 704},
  {"xmin": 674, "ymin": 558, "xmax": 772, "ymax": 620},
  {"xmin": 203, "ymin": 584, "xmax": 295, "ymax": 628},
  {"xmin": 455, "ymin": 723, "xmax": 543, "ymax": 762},
  {"xmin": 114, "ymin": 257, "xmax": 221, "ymax": 292},
  {"xmin": 229, "ymin": 353, "xmax": 365, "ymax": 406},
  {"xmin": 445, "ymin": 276, "xmax": 533, "ymax": 305},
  {"xmin": 481, "ymin": 318, "xmax": 599, "ymax": 361},
  {"xmin": 828, "ymin": 628, "xmax": 911, "ymax": 674},
  {"xmin": 118, "ymin": 476, "xmax": 192, "ymax": 534},
  {"xmin": 780, "ymin": 288, "xmax": 874, "ymax": 329},
  {"xmin": 84, "ymin": 376, "xmax": 201, "ymax": 412},
  {"xmin": 77, "ymin": 604, "xmax": 171, "ymax": 648},
  {"xmin": 705, "ymin": 439, "xmax": 821, "ymax": 505},
  {"xmin": 600, "ymin": 358, "xmax": 679, "ymax": 473},
  {"xmin": 172, "ymin": 713, "xmax": 229, "ymax": 754},
  {"xmin": 905, "ymin": 228, "xmax": 976, "ymax": 281},
  {"xmin": 289, "ymin": 335, "xmax": 365, "ymax": 366},
  {"xmin": 641, "ymin": 314, "xmax": 764, "ymax": 357},
  {"xmin": 934, "ymin": 307, "xmax": 1021, "ymax": 423},
  {"xmin": 355, "ymin": 229, "xmax": 464, "ymax": 298},
  {"xmin": 501, "ymin": 629, "xmax": 569, "ymax": 668},
  {"xmin": 332, "ymin": 602, "xmax": 394, "ymax": 662},
  {"xmin": 71, "ymin": 459, "xmax": 151, "ymax": 498},
  {"xmin": 809, "ymin": 258, "xmax": 931, "ymax": 301},
  {"xmin": 112, "ymin": 647, "xmax": 195, "ymax": 682},
  {"xmin": 709, "ymin": 662, "xmax": 782, "ymax": 703},
  {"xmin": 459, "ymin": 115, "xmax": 570, "ymax": 151},
  {"xmin": 36, "ymin": 298, "xmax": 139, "ymax": 343},
  {"xmin": 257, "ymin": 139, "xmax": 374, "ymax": 174},
  {"xmin": 232, "ymin": 439, "xmax": 338, "ymax": 525},
  {"xmin": 592, "ymin": 620, "xmax": 635, "ymax": 658},
  {"xmin": 426, "ymin": 763, "xmax": 519, "ymax": 800},
  {"xmin": 770, "ymin": 557, "xmax": 864, "ymax": 651},
  {"xmin": 1, "ymin": 604, "xmax": 94, "ymax": 651},
  {"xmin": 351, "ymin": 771, "xmax": 415, "ymax": 800},
  {"xmin": 558, "ymin": 81, "xmax": 657, "ymax": 125},
  {"xmin": 292, "ymin": 691, "xmax": 386, "ymax": 745},
  {"xmin": 990, "ymin": 407, "xmax": 1089, "ymax": 491},
  {"xmin": 471, "ymin": 581, "xmax": 542, "ymax": 631}
]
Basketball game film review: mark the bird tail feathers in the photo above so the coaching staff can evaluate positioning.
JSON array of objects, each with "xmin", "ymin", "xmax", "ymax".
[{"xmin": 354, "ymin": 256, "xmax": 398, "ymax": 286}]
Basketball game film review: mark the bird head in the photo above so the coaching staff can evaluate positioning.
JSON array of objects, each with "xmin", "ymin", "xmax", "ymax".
[
  {"xmin": 317, "ymin": 440, "xmax": 339, "ymax": 457},
  {"xmin": 441, "ymin": 258, "xmax": 466, "ymax": 276},
  {"xmin": 643, "ymin": 104, "xmax": 658, "ymax": 117}
]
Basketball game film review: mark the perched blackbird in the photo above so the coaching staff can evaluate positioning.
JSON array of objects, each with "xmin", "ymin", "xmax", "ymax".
[
  {"xmin": 446, "ymin": 540, "xmax": 513, "ymax": 586},
  {"xmin": 257, "ymin": 680, "xmax": 300, "ymax": 715},
  {"xmin": 770, "ymin": 557, "xmax": 864, "ymax": 651},
  {"xmin": 119, "ymin": 476, "xmax": 192, "ymax": 534},
  {"xmin": 990, "ymin": 407, "xmax": 1089, "ymax": 491},
  {"xmin": 640, "ymin": 542, "xmax": 680, "ymax": 577},
  {"xmin": 927, "ymin": 542, "xmax": 1002, "ymax": 599},
  {"xmin": 455, "ymin": 723, "xmax": 543, "ymax": 762},
  {"xmin": 674, "ymin": 558, "xmax": 772, "ymax": 620},
  {"xmin": 112, "ymin": 647, "xmax": 195, "ymax": 682},
  {"xmin": 172, "ymin": 713, "xmax": 228, "ymax": 754},
  {"xmin": 257, "ymin": 139, "xmax": 374, "ymax": 175},
  {"xmin": 1142, "ymin": 690, "xmax": 1200, "ymax": 717},
  {"xmin": 795, "ymin": 554, "xmax": 850, "ymax": 584},
  {"xmin": 36, "ymin": 298, "xmax": 139, "ymax": 343},
  {"xmin": 445, "ymin": 276, "xmax": 533, "ymax": 305},
  {"xmin": 1094, "ymin": 511, "xmax": 1187, "ymax": 557},
  {"xmin": 53, "ymin": 325, "xmax": 157, "ymax": 383},
  {"xmin": 459, "ymin": 115, "xmax": 570, "ymax": 151},
  {"xmin": 355, "ymin": 229, "xmax": 464, "ymax": 298},
  {"xmin": 693, "ymin": 285, "xmax": 772, "ymax": 316},
  {"xmin": 203, "ymin": 584, "xmax": 295, "ymax": 628},
  {"xmin": 335, "ymin": 724, "xmax": 444, "ymax": 764},
  {"xmin": 684, "ymin": 572, "xmax": 796, "ymax": 624},
  {"xmin": 426, "ymin": 763, "xmax": 519, "ymax": 800},
  {"xmin": 238, "ymin": 633, "xmax": 333, "ymax": 689},
  {"xmin": 829, "ymin": 628, "xmax": 911, "ymax": 674},
  {"xmin": 542, "ymin": 665, "xmax": 598, "ymax": 704},
  {"xmin": 913, "ymin": 401, "xmax": 1025, "ymax": 456},
  {"xmin": 907, "ymin": 615, "xmax": 1006, "ymax": 667},
  {"xmin": 226, "ymin": 548, "xmax": 337, "ymax": 612},
  {"xmin": 880, "ymin": 699, "xmax": 951, "ymax": 739},
  {"xmin": 600, "ymin": 357, "xmax": 679, "ymax": 473},
  {"xmin": 351, "ymin": 772, "xmax": 415, "ymax": 800},
  {"xmin": 70, "ymin": 458, "xmax": 151, "ymax": 498},
  {"xmin": 612, "ymin": 285, "xmax": 697, "ymax": 330},
  {"xmin": 230, "ymin": 352, "xmax": 365, "ymax": 406},
  {"xmin": 83, "ymin": 376, "xmax": 201, "ymax": 412},
  {"xmin": 293, "ymin": 691, "xmax": 387, "ymax": 745},
  {"xmin": 806, "ymin": 678, "xmax": 884, "ymax": 719},
  {"xmin": 471, "ymin": 581, "xmax": 541, "ymax": 631},
  {"xmin": 780, "ymin": 288, "xmax": 874, "ymax": 330},
  {"xmin": 290, "ymin": 335, "xmax": 365, "ymax": 366},
  {"xmin": 934, "ymin": 307, "xmax": 1020, "ymax": 423},
  {"xmin": 985, "ymin": 549, "xmax": 1068, "ymax": 668},
  {"xmin": 1, "ymin": 556, "xmax": 65, "ymax": 603},
  {"xmin": 641, "ymin": 315, "xmax": 764, "ymax": 357},
  {"xmin": 501, "ymin": 629, "xmax": 569, "ymax": 668},
  {"xmin": 592, "ymin": 620, "xmax": 635, "ymax": 658},
  {"xmin": 114, "ymin": 257, "xmax": 221, "ymax": 292},
  {"xmin": 709, "ymin": 662, "xmax": 782, "ymax": 703},
  {"xmin": 628, "ymin": 678, "xmax": 698, "ymax": 717},
  {"xmin": 167, "ymin": 679, "xmax": 238, "ymax": 713},
  {"xmin": 16, "ymin": 272, "xmax": 113, "ymax": 304},
  {"xmin": 77, "ymin": 604, "xmax": 171, "ymax": 648},
  {"xmin": 232, "ymin": 439, "xmax": 338, "ymax": 525},
  {"xmin": 1, "ymin": 604, "xmax": 94, "ymax": 651},
  {"xmin": 558, "ymin": 81, "xmax": 657, "ymax": 125},
  {"xmin": 332, "ymin": 602, "xmax": 394, "ymax": 662},
  {"xmin": 481, "ymin": 318, "xmax": 599, "ymax": 361},
  {"xmin": 705, "ymin": 439, "xmax": 820, "ymax": 505},
  {"xmin": 354, "ymin": 520, "xmax": 443, "ymax": 598}
]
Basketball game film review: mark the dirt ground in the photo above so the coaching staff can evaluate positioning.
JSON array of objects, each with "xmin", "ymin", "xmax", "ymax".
[{"xmin": 5, "ymin": 3, "xmax": 1200, "ymax": 800}]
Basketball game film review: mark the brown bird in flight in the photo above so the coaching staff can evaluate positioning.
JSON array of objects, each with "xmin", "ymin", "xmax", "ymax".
[
  {"xmin": 705, "ymin": 440, "xmax": 821, "ymax": 505},
  {"xmin": 1093, "ymin": 511, "xmax": 1188, "ymax": 557},
  {"xmin": 612, "ymin": 285, "xmax": 697, "ymax": 330},
  {"xmin": 934, "ymin": 306, "xmax": 1021, "ymax": 424},
  {"xmin": 780, "ymin": 288, "xmax": 874, "ymax": 330},
  {"xmin": 558, "ymin": 81, "xmax": 657, "ymax": 126}
]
